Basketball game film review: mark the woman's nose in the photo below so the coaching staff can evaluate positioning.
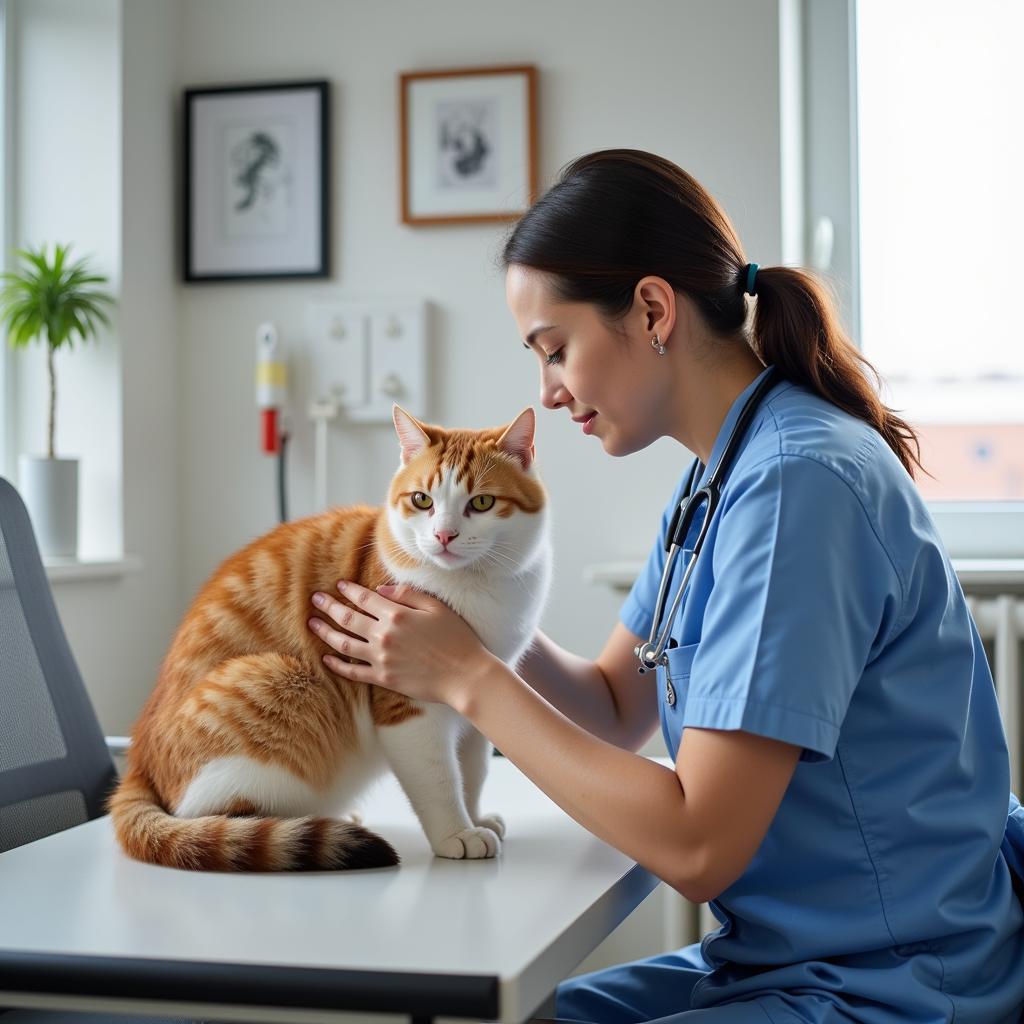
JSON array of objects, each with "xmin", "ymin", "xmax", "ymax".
[{"xmin": 540, "ymin": 368, "xmax": 571, "ymax": 410}]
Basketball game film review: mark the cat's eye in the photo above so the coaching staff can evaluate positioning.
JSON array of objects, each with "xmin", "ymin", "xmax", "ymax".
[
  {"xmin": 411, "ymin": 492, "xmax": 433, "ymax": 510},
  {"xmin": 470, "ymin": 495, "xmax": 496, "ymax": 513}
]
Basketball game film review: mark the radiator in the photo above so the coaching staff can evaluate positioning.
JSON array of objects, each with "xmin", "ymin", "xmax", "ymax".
[{"xmin": 966, "ymin": 594, "xmax": 1024, "ymax": 797}]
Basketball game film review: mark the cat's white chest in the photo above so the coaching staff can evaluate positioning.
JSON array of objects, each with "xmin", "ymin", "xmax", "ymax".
[
  {"xmin": 395, "ymin": 539, "xmax": 551, "ymax": 669},
  {"xmin": 455, "ymin": 551, "xmax": 551, "ymax": 665}
]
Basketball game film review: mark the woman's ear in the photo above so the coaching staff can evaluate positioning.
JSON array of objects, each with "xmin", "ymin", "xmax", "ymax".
[{"xmin": 634, "ymin": 275, "xmax": 677, "ymax": 342}]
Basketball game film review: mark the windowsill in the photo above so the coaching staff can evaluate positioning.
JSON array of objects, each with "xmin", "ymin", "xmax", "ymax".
[
  {"xmin": 42, "ymin": 555, "xmax": 144, "ymax": 583},
  {"xmin": 583, "ymin": 558, "xmax": 1024, "ymax": 593},
  {"xmin": 953, "ymin": 559, "xmax": 1024, "ymax": 587}
]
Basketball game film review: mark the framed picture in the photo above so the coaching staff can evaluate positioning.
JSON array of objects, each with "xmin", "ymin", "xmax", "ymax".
[
  {"xmin": 399, "ymin": 65, "xmax": 538, "ymax": 226},
  {"xmin": 184, "ymin": 80, "xmax": 330, "ymax": 281}
]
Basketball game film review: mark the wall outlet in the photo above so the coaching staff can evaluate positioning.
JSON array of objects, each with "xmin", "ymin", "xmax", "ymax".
[
  {"xmin": 304, "ymin": 303, "xmax": 369, "ymax": 409},
  {"xmin": 353, "ymin": 304, "xmax": 426, "ymax": 423},
  {"xmin": 304, "ymin": 299, "xmax": 426, "ymax": 423}
]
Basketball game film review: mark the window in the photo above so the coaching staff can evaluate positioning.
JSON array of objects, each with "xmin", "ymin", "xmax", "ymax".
[
  {"xmin": 856, "ymin": 0, "xmax": 1024, "ymax": 503},
  {"xmin": 804, "ymin": 0, "xmax": 1024, "ymax": 556}
]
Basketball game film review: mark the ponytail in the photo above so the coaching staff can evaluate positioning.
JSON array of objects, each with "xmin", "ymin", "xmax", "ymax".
[{"xmin": 751, "ymin": 266, "xmax": 924, "ymax": 478}]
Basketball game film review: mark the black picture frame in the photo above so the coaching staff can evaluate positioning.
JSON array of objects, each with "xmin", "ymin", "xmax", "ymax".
[{"xmin": 183, "ymin": 79, "xmax": 330, "ymax": 282}]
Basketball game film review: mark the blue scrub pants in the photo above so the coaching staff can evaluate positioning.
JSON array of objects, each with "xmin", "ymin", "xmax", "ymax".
[{"xmin": 555, "ymin": 941, "xmax": 809, "ymax": 1023}]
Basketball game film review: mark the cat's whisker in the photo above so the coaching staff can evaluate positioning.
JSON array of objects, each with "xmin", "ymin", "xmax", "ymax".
[
  {"xmin": 487, "ymin": 554, "xmax": 522, "ymax": 577},
  {"xmin": 487, "ymin": 540, "xmax": 532, "ymax": 567},
  {"xmin": 478, "ymin": 549, "xmax": 533, "ymax": 593},
  {"xmin": 478, "ymin": 544, "xmax": 518, "ymax": 568}
]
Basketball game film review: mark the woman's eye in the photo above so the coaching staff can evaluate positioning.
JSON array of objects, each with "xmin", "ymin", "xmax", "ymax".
[
  {"xmin": 545, "ymin": 348, "xmax": 563, "ymax": 366},
  {"xmin": 470, "ymin": 495, "xmax": 496, "ymax": 513},
  {"xmin": 411, "ymin": 492, "xmax": 433, "ymax": 510}
]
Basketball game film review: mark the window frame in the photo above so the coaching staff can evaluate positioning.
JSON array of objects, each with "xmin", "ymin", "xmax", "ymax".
[
  {"xmin": 803, "ymin": 0, "xmax": 1024, "ymax": 558},
  {"xmin": 0, "ymin": 0, "xmax": 13, "ymax": 481}
]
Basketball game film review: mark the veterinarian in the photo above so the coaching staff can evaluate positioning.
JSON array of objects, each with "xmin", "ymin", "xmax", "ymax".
[{"xmin": 310, "ymin": 149, "xmax": 1024, "ymax": 1023}]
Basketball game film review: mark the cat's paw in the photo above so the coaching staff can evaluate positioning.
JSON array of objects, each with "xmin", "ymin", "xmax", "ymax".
[
  {"xmin": 474, "ymin": 813, "xmax": 505, "ymax": 839},
  {"xmin": 341, "ymin": 810, "xmax": 363, "ymax": 826},
  {"xmin": 432, "ymin": 826, "xmax": 501, "ymax": 859}
]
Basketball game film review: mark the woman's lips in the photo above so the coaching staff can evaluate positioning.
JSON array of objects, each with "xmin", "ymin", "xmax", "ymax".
[{"xmin": 581, "ymin": 412, "xmax": 598, "ymax": 435}]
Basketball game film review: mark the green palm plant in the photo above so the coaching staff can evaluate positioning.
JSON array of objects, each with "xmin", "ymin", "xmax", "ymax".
[{"xmin": 0, "ymin": 242, "xmax": 116, "ymax": 458}]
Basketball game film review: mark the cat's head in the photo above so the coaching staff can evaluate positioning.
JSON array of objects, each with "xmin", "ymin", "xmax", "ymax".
[{"xmin": 384, "ymin": 404, "xmax": 548, "ymax": 575}]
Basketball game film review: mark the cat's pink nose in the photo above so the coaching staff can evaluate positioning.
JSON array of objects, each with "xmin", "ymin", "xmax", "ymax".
[{"xmin": 434, "ymin": 529, "xmax": 459, "ymax": 547}]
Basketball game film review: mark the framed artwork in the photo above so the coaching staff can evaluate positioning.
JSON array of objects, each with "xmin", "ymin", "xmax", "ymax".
[
  {"xmin": 399, "ymin": 64, "xmax": 538, "ymax": 226},
  {"xmin": 184, "ymin": 80, "xmax": 330, "ymax": 281}
]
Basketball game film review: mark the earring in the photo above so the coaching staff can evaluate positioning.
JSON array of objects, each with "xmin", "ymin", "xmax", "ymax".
[{"xmin": 651, "ymin": 333, "xmax": 667, "ymax": 355}]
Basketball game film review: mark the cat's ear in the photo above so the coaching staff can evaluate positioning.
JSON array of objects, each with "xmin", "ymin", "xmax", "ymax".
[
  {"xmin": 393, "ymin": 404, "xmax": 432, "ymax": 465},
  {"xmin": 496, "ymin": 407, "xmax": 537, "ymax": 471}
]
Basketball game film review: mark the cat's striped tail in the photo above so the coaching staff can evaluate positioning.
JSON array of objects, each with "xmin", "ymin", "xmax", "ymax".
[{"xmin": 108, "ymin": 768, "xmax": 399, "ymax": 871}]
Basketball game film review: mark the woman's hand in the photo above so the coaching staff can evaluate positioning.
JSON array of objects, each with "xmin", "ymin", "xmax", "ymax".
[{"xmin": 307, "ymin": 580, "xmax": 496, "ymax": 707}]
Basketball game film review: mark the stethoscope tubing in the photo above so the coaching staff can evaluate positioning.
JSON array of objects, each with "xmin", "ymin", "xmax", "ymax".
[{"xmin": 635, "ymin": 366, "xmax": 780, "ymax": 673}]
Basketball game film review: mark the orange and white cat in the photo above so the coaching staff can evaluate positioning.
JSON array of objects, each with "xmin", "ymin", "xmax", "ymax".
[{"xmin": 109, "ymin": 404, "xmax": 551, "ymax": 871}]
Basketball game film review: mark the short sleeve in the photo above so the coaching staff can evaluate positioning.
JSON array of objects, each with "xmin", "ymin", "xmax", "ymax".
[
  {"xmin": 619, "ymin": 470, "xmax": 693, "ymax": 639},
  {"xmin": 685, "ymin": 454, "xmax": 902, "ymax": 762}
]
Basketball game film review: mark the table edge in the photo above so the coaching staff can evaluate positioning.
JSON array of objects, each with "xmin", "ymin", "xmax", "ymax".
[{"xmin": 0, "ymin": 949, "xmax": 499, "ymax": 1018}]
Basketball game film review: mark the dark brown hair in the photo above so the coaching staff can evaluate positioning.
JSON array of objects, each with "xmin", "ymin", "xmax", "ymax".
[{"xmin": 501, "ymin": 149, "xmax": 923, "ymax": 477}]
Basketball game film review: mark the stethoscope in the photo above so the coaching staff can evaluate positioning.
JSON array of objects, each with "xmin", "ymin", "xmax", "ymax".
[{"xmin": 634, "ymin": 367, "xmax": 780, "ymax": 675}]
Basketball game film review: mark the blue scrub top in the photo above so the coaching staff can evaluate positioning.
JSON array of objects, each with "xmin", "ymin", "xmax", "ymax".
[{"xmin": 619, "ymin": 366, "xmax": 1024, "ymax": 1020}]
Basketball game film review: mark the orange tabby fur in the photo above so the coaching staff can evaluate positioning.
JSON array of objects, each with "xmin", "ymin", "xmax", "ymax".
[{"xmin": 108, "ymin": 410, "xmax": 545, "ymax": 872}]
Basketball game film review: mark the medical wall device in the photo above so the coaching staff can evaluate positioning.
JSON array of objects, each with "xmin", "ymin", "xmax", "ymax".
[
  {"xmin": 255, "ymin": 321, "xmax": 290, "ymax": 522},
  {"xmin": 302, "ymin": 298, "xmax": 428, "ymax": 510},
  {"xmin": 255, "ymin": 321, "xmax": 288, "ymax": 455}
]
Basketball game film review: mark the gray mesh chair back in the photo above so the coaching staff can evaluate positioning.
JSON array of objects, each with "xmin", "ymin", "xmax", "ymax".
[{"xmin": 0, "ymin": 476, "xmax": 117, "ymax": 853}]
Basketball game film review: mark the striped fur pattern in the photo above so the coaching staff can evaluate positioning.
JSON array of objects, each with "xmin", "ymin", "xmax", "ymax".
[{"xmin": 109, "ymin": 405, "xmax": 551, "ymax": 871}]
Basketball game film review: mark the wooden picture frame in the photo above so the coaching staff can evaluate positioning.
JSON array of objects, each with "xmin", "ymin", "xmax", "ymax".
[
  {"xmin": 184, "ymin": 79, "xmax": 330, "ymax": 282},
  {"xmin": 399, "ymin": 65, "xmax": 538, "ymax": 226}
]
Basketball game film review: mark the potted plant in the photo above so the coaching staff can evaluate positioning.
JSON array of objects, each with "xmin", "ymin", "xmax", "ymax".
[{"xmin": 0, "ymin": 242, "xmax": 116, "ymax": 558}]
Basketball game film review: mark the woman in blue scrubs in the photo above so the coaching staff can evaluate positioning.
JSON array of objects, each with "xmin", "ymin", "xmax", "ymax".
[{"xmin": 309, "ymin": 149, "xmax": 1024, "ymax": 1022}]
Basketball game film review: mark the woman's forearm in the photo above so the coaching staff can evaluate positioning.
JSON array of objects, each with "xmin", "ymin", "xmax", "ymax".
[
  {"xmin": 457, "ymin": 651, "xmax": 707, "ymax": 900},
  {"xmin": 515, "ymin": 630, "xmax": 623, "ymax": 744}
]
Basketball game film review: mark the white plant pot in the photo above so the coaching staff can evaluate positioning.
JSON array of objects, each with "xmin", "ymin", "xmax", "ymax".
[{"xmin": 18, "ymin": 455, "xmax": 79, "ymax": 559}]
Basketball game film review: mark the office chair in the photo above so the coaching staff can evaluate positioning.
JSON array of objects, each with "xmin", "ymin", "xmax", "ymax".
[
  {"xmin": 0, "ymin": 476, "xmax": 120, "ymax": 854},
  {"xmin": 0, "ymin": 475, "xmax": 199, "ymax": 1023}
]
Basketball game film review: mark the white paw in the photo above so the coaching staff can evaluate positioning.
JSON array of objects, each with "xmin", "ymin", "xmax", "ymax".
[
  {"xmin": 474, "ymin": 813, "xmax": 505, "ymax": 839},
  {"xmin": 433, "ymin": 826, "xmax": 501, "ymax": 859},
  {"xmin": 341, "ymin": 810, "xmax": 363, "ymax": 826}
]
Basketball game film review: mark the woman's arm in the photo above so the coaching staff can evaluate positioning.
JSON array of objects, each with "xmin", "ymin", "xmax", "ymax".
[
  {"xmin": 308, "ymin": 580, "xmax": 802, "ymax": 901},
  {"xmin": 457, "ymin": 648, "xmax": 801, "ymax": 902},
  {"xmin": 516, "ymin": 624, "xmax": 660, "ymax": 751}
]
